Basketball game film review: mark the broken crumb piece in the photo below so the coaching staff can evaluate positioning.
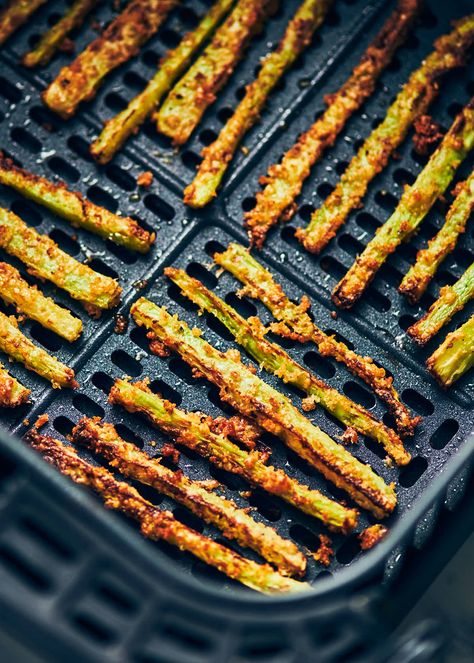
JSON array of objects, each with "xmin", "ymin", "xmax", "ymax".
[
  {"xmin": 34, "ymin": 413, "xmax": 49, "ymax": 429},
  {"xmin": 137, "ymin": 171, "xmax": 154, "ymax": 188},
  {"xmin": 312, "ymin": 534, "xmax": 334, "ymax": 567},
  {"xmin": 412, "ymin": 114, "xmax": 443, "ymax": 156},
  {"xmin": 338, "ymin": 427, "xmax": 359, "ymax": 445},
  {"xmin": 358, "ymin": 524, "xmax": 388, "ymax": 550},
  {"xmin": 114, "ymin": 313, "xmax": 129, "ymax": 335},
  {"xmin": 161, "ymin": 442, "xmax": 180, "ymax": 465}
]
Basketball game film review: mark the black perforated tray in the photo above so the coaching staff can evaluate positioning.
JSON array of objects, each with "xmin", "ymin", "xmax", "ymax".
[{"xmin": 0, "ymin": 0, "xmax": 473, "ymax": 660}]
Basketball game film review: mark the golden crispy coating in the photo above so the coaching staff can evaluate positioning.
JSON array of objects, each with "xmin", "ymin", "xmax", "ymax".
[
  {"xmin": 0, "ymin": 0, "xmax": 46, "ymax": 46},
  {"xmin": 358, "ymin": 524, "xmax": 388, "ymax": 550},
  {"xmin": 0, "ymin": 362, "xmax": 30, "ymax": 407},
  {"xmin": 427, "ymin": 314, "xmax": 474, "ymax": 387}
]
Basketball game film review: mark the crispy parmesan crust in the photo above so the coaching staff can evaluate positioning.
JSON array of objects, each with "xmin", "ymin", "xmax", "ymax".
[
  {"xmin": 25, "ymin": 430, "xmax": 308, "ymax": 594},
  {"xmin": 0, "ymin": 0, "xmax": 46, "ymax": 46},
  {"xmin": 298, "ymin": 14, "xmax": 474, "ymax": 255},
  {"xmin": 244, "ymin": 0, "xmax": 421, "ymax": 247},
  {"xmin": 0, "ymin": 362, "xmax": 30, "ymax": 407},
  {"xmin": 214, "ymin": 243, "xmax": 419, "ymax": 437},
  {"xmin": 426, "ymin": 314, "xmax": 474, "ymax": 387},
  {"xmin": 412, "ymin": 114, "xmax": 444, "ymax": 156},
  {"xmin": 43, "ymin": 0, "xmax": 179, "ymax": 119},
  {"xmin": 358, "ymin": 523, "xmax": 388, "ymax": 550},
  {"xmin": 155, "ymin": 0, "xmax": 277, "ymax": 145},
  {"xmin": 110, "ymin": 378, "xmax": 359, "ymax": 534},
  {"xmin": 332, "ymin": 99, "xmax": 474, "ymax": 309},
  {"xmin": 184, "ymin": 0, "xmax": 333, "ymax": 208}
]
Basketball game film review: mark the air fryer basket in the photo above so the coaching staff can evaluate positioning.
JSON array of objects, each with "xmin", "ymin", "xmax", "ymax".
[{"xmin": 0, "ymin": 0, "xmax": 473, "ymax": 660}]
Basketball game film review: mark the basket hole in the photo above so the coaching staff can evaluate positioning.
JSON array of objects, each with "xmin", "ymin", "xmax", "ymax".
[
  {"xmin": 87, "ymin": 185, "xmax": 118, "ymax": 213},
  {"xmin": 379, "ymin": 262, "xmax": 403, "ymax": 287},
  {"xmin": 393, "ymin": 168, "xmax": 415, "ymax": 186},
  {"xmin": 48, "ymin": 156, "xmax": 80, "ymax": 183},
  {"xmin": 167, "ymin": 282, "xmax": 199, "ymax": 312},
  {"xmin": 199, "ymin": 129, "xmax": 217, "ymax": 146},
  {"xmin": 338, "ymin": 233, "xmax": 363, "ymax": 257},
  {"xmin": 247, "ymin": 490, "xmax": 281, "ymax": 522},
  {"xmin": 29, "ymin": 324, "xmax": 63, "ymax": 352},
  {"xmin": 20, "ymin": 515, "xmax": 75, "ymax": 560},
  {"xmin": 209, "ymin": 464, "xmax": 247, "ymax": 491},
  {"xmin": 207, "ymin": 385, "xmax": 235, "ymax": 416},
  {"xmin": 298, "ymin": 204, "xmax": 314, "ymax": 222},
  {"xmin": 49, "ymin": 228, "xmax": 80, "ymax": 255},
  {"xmin": 161, "ymin": 619, "xmax": 213, "ymax": 654},
  {"xmin": 430, "ymin": 419, "xmax": 459, "ymax": 450},
  {"xmin": 95, "ymin": 581, "xmax": 137, "ymax": 614},
  {"xmin": 87, "ymin": 259, "xmax": 118, "ymax": 280},
  {"xmin": 67, "ymin": 135, "xmax": 93, "ymax": 162},
  {"xmin": 364, "ymin": 435, "xmax": 388, "ymax": 461},
  {"xmin": 141, "ymin": 49, "xmax": 160, "ymax": 67},
  {"xmin": 204, "ymin": 240, "xmax": 225, "ymax": 257},
  {"xmin": 53, "ymin": 415, "xmax": 75, "ymax": 436},
  {"xmin": 71, "ymin": 613, "xmax": 115, "ymax": 644},
  {"xmin": 453, "ymin": 248, "xmax": 474, "ymax": 269},
  {"xmin": 242, "ymin": 196, "xmax": 256, "ymax": 212},
  {"xmin": 280, "ymin": 225, "xmax": 299, "ymax": 247},
  {"xmin": 217, "ymin": 106, "xmax": 234, "ymax": 123},
  {"xmin": 181, "ymin": 151, "xmax": 202, "ymax": 169},
  {"xmin": 0, "ymin": 77, "xmax": 22, "ymax": 102},
  {"xmin": 317, "ymin": 182, "xmax": 334, "ymax": 199},
  {"xmin": 335, "ymin": 160, "xmax": 348, "ymax": 175},
  {"xmin": 111, "ymin": 349, "xmax": 142, "ymax": 377},
  {"xmin": 177, "ymin": 6, "xmax": 199, "ymax": 27},
  {"xmin": 365, "ymin": 288, "xmax": 391, "ymax": 313},
  {"xmin": 172, "ymin": 507, "xmax": 204, "ymax": 533},
  {"xmin": 206, "ymin": 313, "xmax": 234, "ymax": 342},
  {"xmin": 303, "ymin": 351, "xmax": 336, "ymax": 379},
  {"xmin": 73, "ymin": 394, "xmax": 105, "ymax": 418},
  {"xmin": 92, "ymin": 371, "xmax": 114, "ymax": 394},
  {"xmin": 11, "ymin": 127, "xmax": 41, "ymax": 154},
  {"xmin": 115, "ymin": 423, "xmax": 144, "ymax": 449},
  {"xmin": 447, "ymin": 102, "xmax": 463, "ymax": 119},
  {"xmin": 0, "ymin": 546, "xmax": 51, "ymax": 591},
  {"xmin": 130, "ymin": 326, "xmax": 152, "ymax": 352},
  {"xmin": 106, "ymin": 164, "xmax": 135, "ymax": 192},
  {"xmin": 104, "ymin": 93, "xmax": 128, "ymax": 113},
  {"xmin": 324, "ymin": 329, "xmax": 354, "ymax": 351},
  {"xmin": 399, "ymin": 456, "xmax": 428, "ymax": 487},
  {"xmin": 106, "ymin": 241, "xmax": 137, "ymax": 265},
  {"xmin": 402, "ymin": 388, "xmax": 434, "ymax": 415},
  {"xmin": 320, "ymin": 256, "xmax": 346, "ymax": 280},
  {"xmin": 169, "ymin": 357, "xmax": 199, "ymax": 385},
  {"xmin": 343, "ymin": 381, "xmax": 375, "ymax": 409},
  {"xmin": 336, "ymin": 535, "xmax": 360, "ymax": 564},
  {"xmin": 10, "ymin": 199, "xmax": 42, "ymax": 226},
  {"xmin": 29, "ymin": 105, "xmax": 60, "ymax": 132},
  {"xmin": 375, "ymin": 190, "xmax": 398, "ymax": 212},
  {"xmin": 289, "ymin": 523, "xmax": 319, "ymax": 549},
  {"xmin": 286, "ymin": 448, "xmax": 319, "ymax": 477},
  {"xmin": 186, "ymin": 262, "xmax": 217, "ymax": 289},
  {"xmin": 144, "ymin": 194, "xmax": 175, "ymax": 221},
  {"xmin": 123, "ymin": 70, "xmax": 147, "ymax": 92},
  {"xmin": 191, "ymin": 560, "xmax": 226, "ymax": 587},
  {"xmin": 148, "ymin": 379, "xmax": 182, "ymax": 405},
  {"xmin": 225, "ymin": 292, "xmax": 257, "ymax": 318},
  {"xmin": 387, "ymin": 56, "xmax": 401, "ymax": 73}
]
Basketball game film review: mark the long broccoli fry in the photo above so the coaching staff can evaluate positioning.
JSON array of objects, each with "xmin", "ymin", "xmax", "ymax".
[
  {"xmin": 0, "ymin": 262, "xmax": 82, "ymax": 342},
  {"xmin": 73, "ymin": 417, "xmax": 306, "ymax": 577},
  {"xmin": 214, "ymin": 243, "xmax": 419, "ymax": 437},
  {"xmin": 427, "ymin": 314, "xmax": 474, "ymax": 387},
  {"xmin": 0, "ymin": 156, "xmax": 154, "ymax": 253},
  {"xmin": 155, "ymin": 0, "xmax": 276, "ymax": 145},
  {"xmin": 184, "ymin": 0, "xmax": 333, "ymax": 208},
  {"xmin": 131, "ymin": 298, "xmax": 397, "ymax": 518},
  {"xmin": 22, "ymin": 0, "xmax": 100, "ymax": 68},
  {"xmin": 166, "ymin": 267, "xmax": 410, "ymax": 465},
  {"xmin": 296, "ymin": 14, "xmax": 474, "ymax": 254},
  {"xmin": 42, "ymin": 0, "xmax": 180, "ymax": 119},
  {"xmin": 111, "ymin": 379, "xmax": 358, "ymax": 534},
  {"xmin": 26, "ymin": 430, "xmax": 307, "ymax": 594},
  {"xmin": 0, "ymin": 207, "xmax": 121, "ymax": 314},
  {"xmin": 90, "ymin": 0, "xmax": 235, "ymax": 164},
  {"xmin": 0, "ymin": 362, "xmax": 30, "ymax": 407},
  {"xmin": 0, "ymin": 0, "xmax": 46, "ymax": 46},
  {"xmin": 244, "ymin": 0, "xmax": 421, "ymax": 247},
  {"xmin": 0, "ymin": 311, "xmax": 77, "ymax": 388},
  {"xmin": 333, "ymin": 99, "xmax": 474, "ymax": 309},
  {"xmin": 399, "ymin": 171, "xmax": 474, "ymax": 302},
  {"xmin": 408, "ymin": 262, "xmax": 474, "ymax": 345}
]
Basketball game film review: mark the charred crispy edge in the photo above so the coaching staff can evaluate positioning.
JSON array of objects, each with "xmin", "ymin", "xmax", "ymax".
[
  {"xmin": 110, "ymin": 378, "xmax": 359, "ymax": 534},
  {"xmin": 244, "ymin": 0, "xmax": 421, "ymax": 247},
  {"xmin": 0, "ymin": 0, "xmax": 47, "ymax": 46},
  {"xmin": 72, "ymin": 417, "xmax": 306, "ymax": 577},
  {"xmin": 25, "ymin": 430, "xmax": 307, "ymax": 594},
  {"xmin": 0, "ymin": 261, "xmax": 83, "ymax": 342},
  {"xmin": 130, "ymin": 298, "xmax": 396, "ymax": 519},
  {"xmin": 183, "ymin": 0, "xmax": 333, "ymax": 208},
  {"xmin": 408, "ymin": 262, "xmax": 474, "ymax": 346},
  {"xmin": 297, "ymin": 14, "xmax": 474, "ymax": 255},
  {"xmin": 427, "ymin": 314, "xmax": 474, "ymax": 387},
  {"xmin": 155, "ymin": 0, "xmax": 277, "ymax": 145},
  {"xmin": 21, "ymin": 0, "xmax": 99, "ymax": 68},
  {"xmin": 0, "ymin": 155, "xmax": 153, "ymax": 253},
  {"xmin": 0, "ymin": 205, "xmax": 122, "ymax": 311},
  {"xmin": 399, "ymin": 171, "xmax": 474, "ymax": 303},
  {"xmin": 0, "ymin": 310, "xmax": 77, "ymax": 388},
  {"xmin": 166, "ymin": 266, "xmax": 410, "ymax": 465},
  {"xmin": 0, "ymin": 361, "xmax": 30, "ymax": 407},
  {"xmin": 42, "ymin": 0, "xmax": 180, "ymax": 119},
  {"xmin": 214, "ymin": 243, "xmax": 420, "ymax": 437},
  {"xmin": 90, "ymin": 0, "xmax": 235, "ymax": 164}
]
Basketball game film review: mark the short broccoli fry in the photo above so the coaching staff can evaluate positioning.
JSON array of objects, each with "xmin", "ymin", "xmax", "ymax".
[
  {"xmin": 214, "ymin": 243, "xmax": 419, "ymax": 437},
  {"xmin": 156, "ymin": 0, "xmax": 276, "ymax": 145},
  {"xmin": 111, "ymin": 379, "xmax": 358, "ymax": 534},
  {"xmin": 22, "ymin": 0, "xmax": 100, "ymax": 68},
  {"xmin": 42, "ymin": 0, "xmax": 180, "ymax": 119},
  {"xmin": 0, "ymin": 0, "xmax": 46, "ymax": 46},
  {"xmin": 184, "ymin": 0, "xmax": 333, "ymax": 208},
  {"xmin": 408, "ymin": 262, "xmax": 474, "ymax": 345},
  {"xmin": 244, "ymin": 0, "xmax": 421, "ymax": 247},
  {"xmin": 399, "ymin": 171, "xmax": 474, "ymax": 302},
  {"xmin": 0, "ymin": 207, "xmax": 122, "ymax": 314},
  {"xmin": 0, "ymin": 362, "xmax": 30, "ymax": 407},
  {"xmin": 427, "ymin": 314, "xmax": 474, "ymax": 387},
  {"xmin": 333, "ymin": 99, "xmax": 474, "ymax": 309},
  {"xmin": 0, "ymin": 311, "xmax": 77, "ymax": 388},
  {"xmin": 91, "ymin": 0, "xmax": 235, "ymax": 164},
  {"xmin": 166, "ymin": 267, "xmax": 410, "ymax": 465},
  {"xmin": 0, "ymin": 262, "xmax": 82, "ymax": 342},
  {"xmin": 296, "ymin": 14, "xmax": 474, "ymax": 254},
  {"xmin": 0, "ymin": 156, "xmax": 153, "ymax": 253},
  {"xmin": 26, "ymin": 430, "xmax": 307, "ymax": 594},
  {"xmin": 131, "ymin": 298, "xmax": 397, "ymax": 519}
]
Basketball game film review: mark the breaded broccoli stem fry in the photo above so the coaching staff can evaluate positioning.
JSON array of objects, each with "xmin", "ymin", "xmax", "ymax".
[
  {"xmin": 0, "ymin": 262, "xmax": 82, "ymax": 342},
  {"xmin": 0, "ymin": 0, "xmax": 46, "ymax": 46},
  {"xmin": 0, "ymin": 311, "xmax": 77, "ymax": 388},
  {"xmin": 214, "ymin": 243, "xmax": 419, "ymax": 437},
  {"xmin": 110, "ymin": 378, "xmax": 358, "ymax": 533},
  {"xmin": 333, "ymin": 99, "xmax": 474, "ymax": 309},
  {"xmin": 399, "ymin": 171, "xmax": 474, "ymax": 302},
  {"xmin": 42, "ymin": 0, "xmax": 180, "ymax": 119},
  {"xmin": 166, "ymin": 267, "xmax": 410, "ymax": 465},
  {"xmin": 0, "ymin": 207, "xmax": 122, "ymax": 314},
  {"xmin": 244, "ymin": 0, "xmax": 421, "ymax": 247},
  {"xmin": 131, "ymin": 298, "xmax": 397, "ymax": 518},
  {"xmin": 427, "ymin": 314, "xmax": 474, "ymax": 387},
  {"xmin": 156, "ymin": 0, "xmax": 276, "ymax": 145},
  {"xmin": 0, "ymin": 362, "xmax": 30, "ymax": 407},
  {"xmin": 184, "ymin": 0, "xmax": 333, "ymax": 208},
  {"xmin": 297, "ymin": 14, "xmax": 474, "ymax": 254},
  {"xmin": 91, "ymin": 0, "xmax": 235, "ymax": 164},
  {"xmin": 0, "ymin": 155, "xmax": 153, "ymax": 253},
  {"xmin": 408, "ymin": 262, "xmax": 474, "ymax": 345},
  {"xmin": 26, "ymin": 430, "xmax": 307, "ymax": 594},
  {"xmin": 22, "ymin": 0, "xmax": 100, "ymax": 68}
]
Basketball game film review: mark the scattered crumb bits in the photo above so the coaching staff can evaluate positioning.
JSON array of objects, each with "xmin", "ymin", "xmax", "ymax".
[
  {"xmin": 312, "ymin": 534, "xmax": 334, "ymax": 567},
  {"xmin": 114, "ymin": 313, "xmax": 129, "ymax": 335},
  {"xmin": 23, "ymin": 418, "xmax": 30, "ymax": 427},
  {"xmin": 330, "ymin": 311, "xmax": 337, "ymax": 320},
  {"xmin": 34, "ymin": 414, "xmax": 49, "ymax": 429},
  {"xmin": 241, "ymin": 145, "xmax": 249, "ymax": 156},
  {"xmin": 358, "ymin": 524, "xmax": 388, "ymax": 550},
  {"xmin": 137, "ymin": 171, "xmax": 154, "ymax": 188},
  {"xmin": 161, "ymin": 442, "xmax": 180, "ymax": 465},
  {"xmin": 338, "ymin": 427, "xmax": 359, "ymax": 445},
  {"xmin": 412, "ymin": 115, "xmax": 443, "ymax": 156},
  {"xmin": 59, "ymin": 37, "xmax": 75, "ymax": 54},
  {"xmin": 210, "ymin": 415, "xmax": 259, "ymax": 449}
]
